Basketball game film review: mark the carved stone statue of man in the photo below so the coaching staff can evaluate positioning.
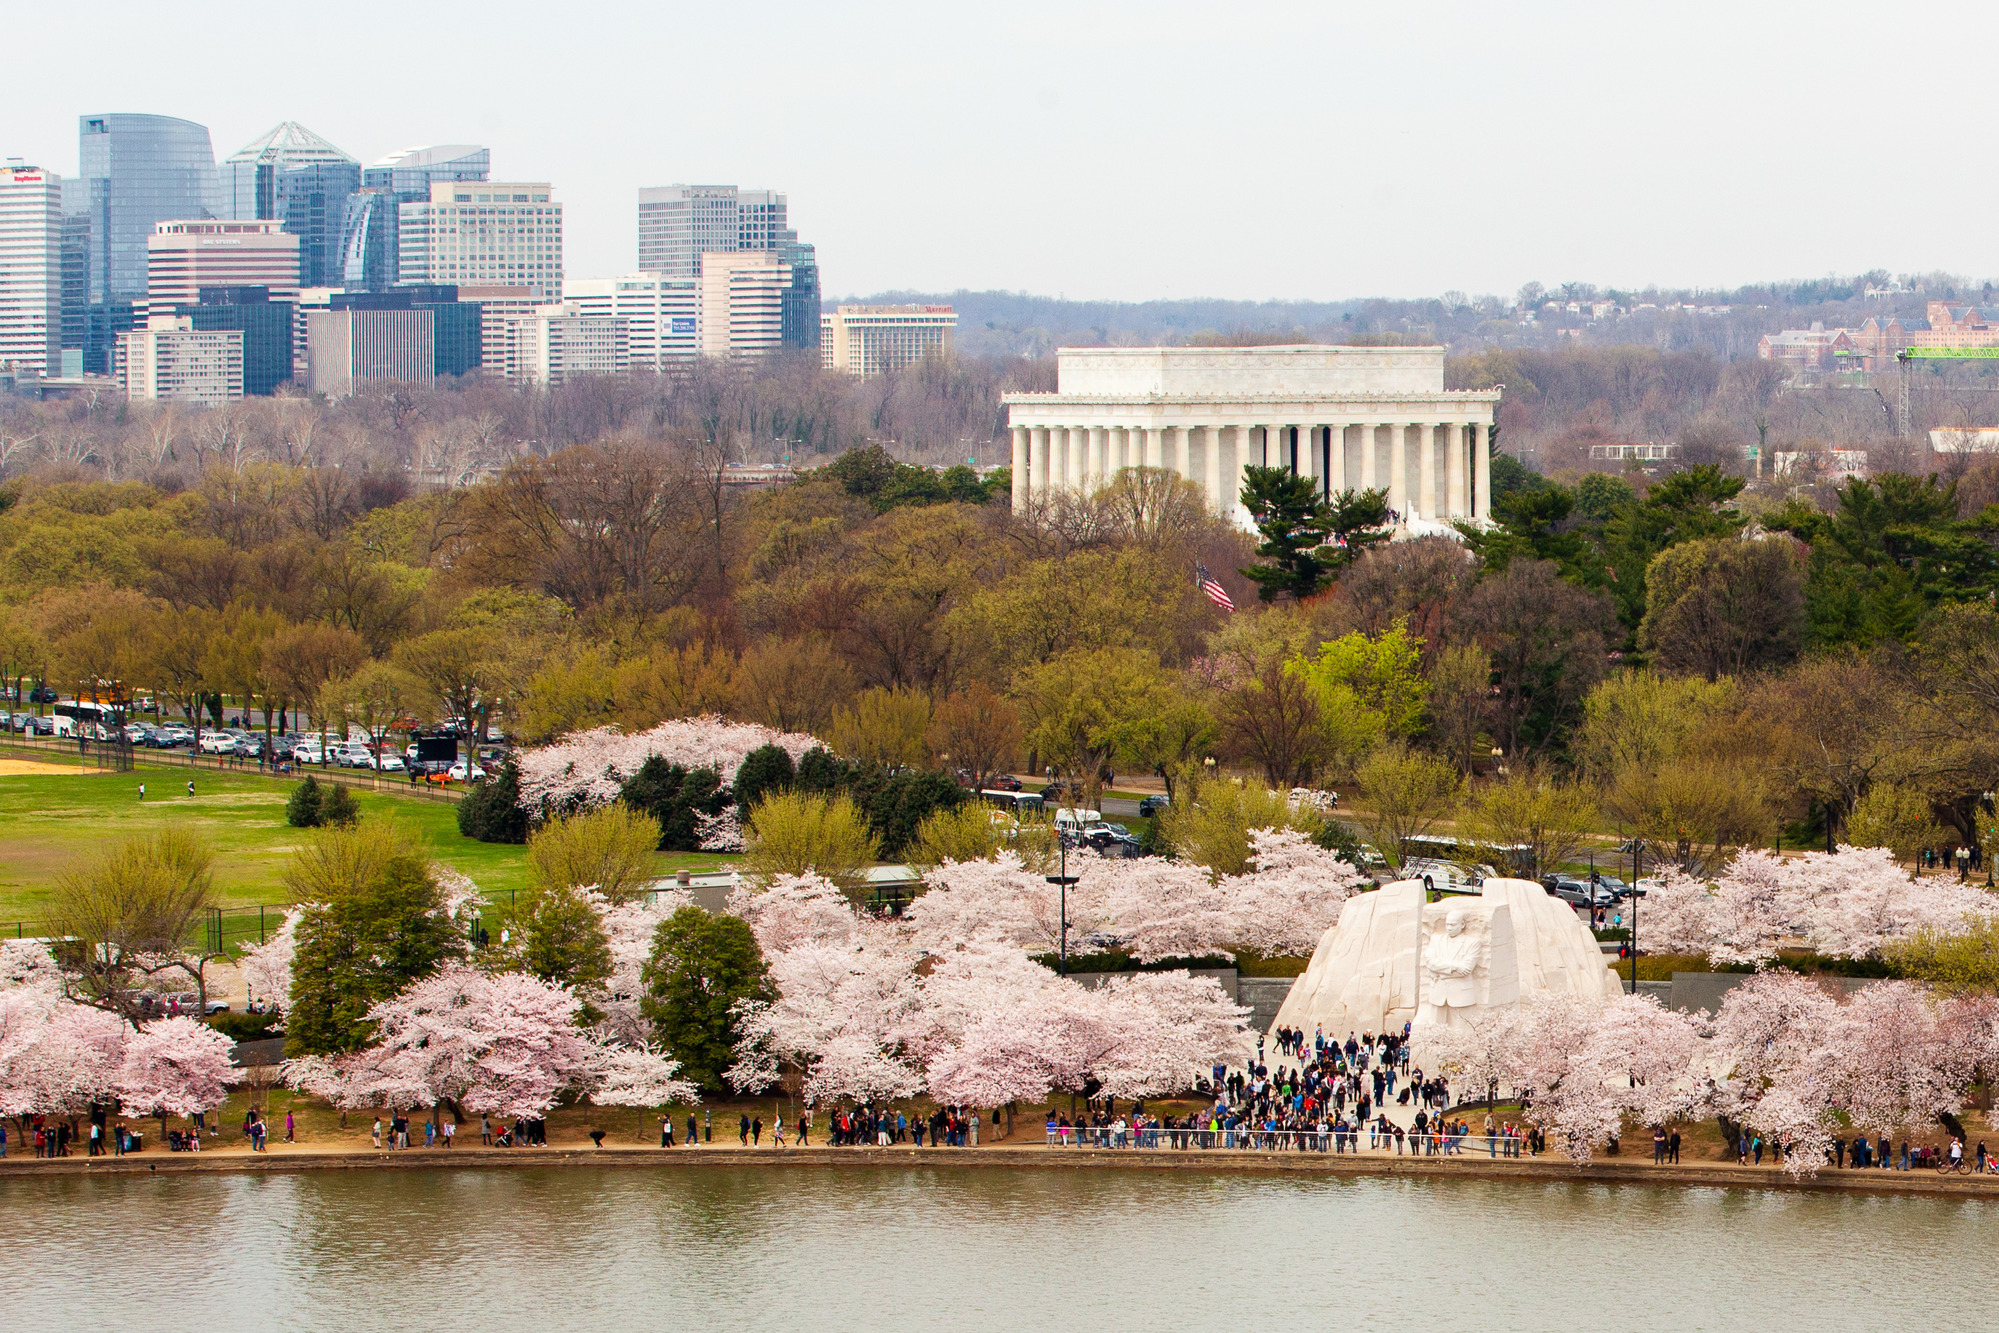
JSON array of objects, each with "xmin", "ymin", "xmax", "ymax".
[{"xmin": 1419, "ymin": 908, "xmax": 1483, "ymax": 1028}]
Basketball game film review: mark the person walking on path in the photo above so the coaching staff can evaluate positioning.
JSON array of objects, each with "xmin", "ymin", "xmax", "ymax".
[
  {"xmin": 138, "ymin": 783, "xmax": 145, "ymax": 800},
  {"xmin": 1654, "ymin": 1127, "xmax": 1667, "ymax": 1164},
  {"xmin": 186, "ymin": 779, "xmax": 195, "ymax": 797},
  {"xmin": 739, "ymin": 1114, "xmax": 750, "ymax": 1146},
  {"xmin": 284, "ymin": 1111, "xmax": 295, "ymax": 1144},
  {"xmin": 751, "ymin": 1116, "xmax": 762, "ymax": 1146},
  {"xmin": 480, "ymin": 1115, "xmax": 493, "ymax": 1146},
  {"xmin": 687, "ymin": 1112, "xmax": 698, "ymax": 1145},
  {"xmin": 372, "ymin": 1117, "xmax": 383, "ymax": 1150},
  {"xmin": 659, "ymin": 1116, "xmax": 674, "ymax": 1148}
]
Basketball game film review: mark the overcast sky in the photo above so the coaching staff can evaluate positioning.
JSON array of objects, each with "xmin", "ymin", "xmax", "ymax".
[{"xmin": 7, "ymin": 0, "xmax": 1993, "ymax": 303}]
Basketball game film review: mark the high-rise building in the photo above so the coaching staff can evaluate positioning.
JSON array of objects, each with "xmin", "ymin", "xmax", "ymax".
[
  {"xmin": 78, "ymin": 114, "xmax": 219, "ymax": 306},
  {"xmin": 304, "ymin": 307, "xmax": 433, "ymax": 396},
  {"xmin": 505, "ymin": 301, "xmax": 628, "ymax": 386},
  {"xmin": 457, "ymin": 285, "xmax": 536, "ymax": 377},
  {"xmin": 398, "ymin": 182, "xmax": 561, "ymax": 299},
  {"xmin": 324, "ymin": 285, "xmax": 483, "ymax": 378},
  {"xmin": 147, "ymin": 219, "xmax": 300, "ymax": 319},
  {"xmin": 563, "ymin": 273, "xmax": 697, "ymax": 370},
  {"xmin": 698, "ymin": 251, "xmax": 792, "ymax": 359},
  {"xmin": 637, "ymin": 187, "xmax": 817, "ymax": 354},
  {"xmin": 362, "ymin": 144, "xmax": 489, "ymax": 196},
  {"xmin": 174, "ymin": 287, "xmax": 294, "ymax": 396},
  {"xmin": 221, "ymin": 122, "xmax": 358, "ymax": 289},
  {"xmin": 0, "ymin": 165, "xmax": 64, "ymax": 377},
  {"xmin": 118, "ymin": 315, "xmax": 242, "ymax": 405},
  {"xmin": 822, "ymin": 305, "xmax": 957, "ymax": 378},
  {"xmin": 340, "ymin": 145, "xmax": 490, "ymax": 292}
]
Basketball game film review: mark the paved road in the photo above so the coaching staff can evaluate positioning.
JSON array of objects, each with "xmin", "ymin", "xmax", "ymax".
[{"xmin": 1102, "ymin": 797, "xmax": 1143, "ymax": 818}]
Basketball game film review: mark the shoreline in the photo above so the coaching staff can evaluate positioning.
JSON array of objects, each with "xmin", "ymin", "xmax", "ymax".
[{"xmin": 4, "ymin": 1143, "xmax": 1996, "ymax": 1198}]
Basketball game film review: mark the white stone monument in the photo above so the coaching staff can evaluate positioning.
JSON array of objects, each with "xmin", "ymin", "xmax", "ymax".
[{"xmin": 1271, "ymin": 877, "xmax": 1621, "ymax": 1040}]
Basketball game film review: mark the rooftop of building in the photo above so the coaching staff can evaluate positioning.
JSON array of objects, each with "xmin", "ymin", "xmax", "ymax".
[
  {"xmin": 225, "ymin": 121, "xmax": 355, "ymax": 167},
  {"xmin": 369, "ymin": 144, "xmax": 488, "ymax": 171}
]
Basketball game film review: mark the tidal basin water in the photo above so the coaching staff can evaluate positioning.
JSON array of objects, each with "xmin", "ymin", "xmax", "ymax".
[{"xmin": 7, "ymin": 1164, "xmax": 1997, "ymax": 1331}]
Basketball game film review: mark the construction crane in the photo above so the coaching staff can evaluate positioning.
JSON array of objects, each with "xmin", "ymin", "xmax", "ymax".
[{"xmin": 1835, "ymin": 345, "xmax": 1999, "ymax": 437}]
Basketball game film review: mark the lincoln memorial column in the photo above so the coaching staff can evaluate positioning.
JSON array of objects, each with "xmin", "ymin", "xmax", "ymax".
[
  {"xmin": 1234, "ymin": 426, "xmax": 1256, "ymax": 525},
  {"xmin": 1358, "ymin": 423, "xmax": 1377, "ymax": 491},
  {"xmin": 1084, "ymin": 426, "xmax": 1103, "ymax": 489},
  {"xmin": 1329, "ymin": 421, "xmax": 1347, "ymax": 494},
  {"xmin": 1142, "ymin": 426, "xmax": 1161, "ymax": 469},
  {"xmin": 1299, "ymin": 426, "xmax": 1317, "ymax": 488},
  {"xmin": 1011, "ymin": 426, "xmax": 1029, "ymax": 509},
  {"xmin": 1418, "ymin": 423, "xmax": 1437, "ymax": 522},
  {"xmin": 1068, "ymin": 426, "xmax": 1086, "ymax": 492},
  {"xmin": 1475, "ymin": 423, "xmax": 1492, "ymax": 521},
  {"xmin": 1029, "ymin": 427, "xmax": 1047, "ymax": 498},
  {"xmin": 1204, "ymin": 425, "xmax": 1224, "ymax": 514},
  {"xmin": 1174, "ymin": 425, "xmax": 1191, "ymax": 478},
  {"xmin": 1445, "ymin": 421, "xmax": 1465, "ymax": 516},
  {"xmin": 1388, "ymin": 425, "xmax": 1408, "ymax": 524}
]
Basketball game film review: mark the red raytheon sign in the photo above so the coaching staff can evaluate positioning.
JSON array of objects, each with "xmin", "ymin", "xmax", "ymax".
[{"xmin": 4, "ymin": 172, "xmax": 44, "ymax": 183}]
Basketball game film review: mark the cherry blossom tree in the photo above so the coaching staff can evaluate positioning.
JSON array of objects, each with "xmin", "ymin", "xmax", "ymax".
[
  {"xmin": 518, "ymin": 716, "xmax": 818, "ymax": 812},
  {"xmin": 238, "ymin": 910, "xmax": 304, "ymax": 1012},
  {"xmin": 0, "ymin": 983, "xmax": 129, "ymax": 1124},
  {"xmin": 908, "ymin": 853, "xmax": 1114, "ymax": 956},
  {"xmin": 0, "ymin": 938, "xmax": 63, "ymax": 990},
  {"xmin": 114, "ymin": 1014, "xmax": 236, "ymax": 1124},
  {"xmin": 291, "ymin": 964, "xmax": 696, "ymax": 1119},
  {"xmin": 591, "ymin": 888, "xmax": 693, "ymax": 1045}
]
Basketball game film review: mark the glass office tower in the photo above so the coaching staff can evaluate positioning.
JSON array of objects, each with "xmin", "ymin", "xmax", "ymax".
[
  {"xmin": 338, "ymin": 145, "xmax": 488, "ymax": 291},
  {"xmin": 222, "ymin": 122, "xmax": 359, "ymax": 289},
  {"xmin": 77, "ymin": 113, "xmax": 218, "ymax": 371}
]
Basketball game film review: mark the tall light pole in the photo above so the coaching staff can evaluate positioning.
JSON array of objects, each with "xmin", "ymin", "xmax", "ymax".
[
  {"xmin": 1045, "ymin": 838, "xmax": 1077, "ymax": 977},
  {"xmin": 1629, "ymin": 838, "xmax": 1642, "ymax": 996}
]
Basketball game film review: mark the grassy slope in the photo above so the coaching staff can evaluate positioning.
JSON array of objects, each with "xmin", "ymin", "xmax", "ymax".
[{"xmin": 0, "ymin": 768, "xmax": 736, "ymax": 926}]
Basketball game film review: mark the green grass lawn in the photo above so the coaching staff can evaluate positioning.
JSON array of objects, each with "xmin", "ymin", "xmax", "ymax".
[{"xmin": 0, "ymin": 767, "xmax": 736, "ymax": 929}]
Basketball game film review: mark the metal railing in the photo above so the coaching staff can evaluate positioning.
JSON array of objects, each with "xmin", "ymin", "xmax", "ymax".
[
  {"xmin": 1044, "ymin": 1125, "xmax": 1529, "ymax": 1157},
  {"xmin": 0, "ymin": 732, "xmax": 469, "ymax": 804}
]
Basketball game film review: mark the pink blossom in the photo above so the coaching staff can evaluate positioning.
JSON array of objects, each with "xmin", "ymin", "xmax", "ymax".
[
  {"xmin": 237, "ymin": 910, "xmax": 304, "ymax": 1013},
  {"xmin": 0, "ymin": 984, "xmax": 129, "ymax": 1119},
  {"xmin": 114, "ymin": 1014, "xmax": 236, "ymax": 1119},
  {"xmin": 517, "ymin": 715, "xmax": 818, "ymax": 812}
]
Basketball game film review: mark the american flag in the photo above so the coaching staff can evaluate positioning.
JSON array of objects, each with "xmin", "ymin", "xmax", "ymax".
[{"xmin": 1195, "ymin": 564, "xmax": 1235, "ymax": 612}]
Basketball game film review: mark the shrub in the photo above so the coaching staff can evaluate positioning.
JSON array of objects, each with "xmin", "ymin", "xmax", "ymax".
[
  {"xmin": 619, "ymin": 756, "xmax": 727, "ymax": 851},
  {"xmin": 458, "ymin": 758, "xmax": 529, "ymax": 844},
  {"xmin": 286, "ymin": 776, "xmax": 323, "ymax": 828},
  {"xmin": 739, "ymin": 790, "xmax": 879, "ymax": 890},
  {"xmin": 208, "ymin": 1010, "xmax": 283, "ymax": 1041},
  {"xmin": 733, "ymin": 743, "xmax": 796, "ymax": 813},
  {"xmin": 319, "ymin": 782, "xmax": 359, "ymax": 828},
  {"xmin": 640, "ymin": 907, "xmax": 773, "ymax": 1090},
  {"xmin": 849, "ymin": 767, "xmax": 966, "ymax": 861},
  {"xmin": 525, "ymin": 805, "xmax": 662, "ymax": 902}
]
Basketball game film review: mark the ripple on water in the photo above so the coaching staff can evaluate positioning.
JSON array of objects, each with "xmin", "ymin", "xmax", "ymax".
[{"xmin": 4, "ymin": 1165, "xmax": 1996, "ymax": 1332}]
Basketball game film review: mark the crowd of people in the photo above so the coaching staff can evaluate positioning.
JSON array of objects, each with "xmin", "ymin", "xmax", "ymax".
[{"xmin": 1038, "ymin": 1026, "xmax": 1546, "ymax": 1157}]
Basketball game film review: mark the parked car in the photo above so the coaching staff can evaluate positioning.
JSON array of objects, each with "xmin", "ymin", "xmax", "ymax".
[
  {"xmin": 447, "ymin": 760, "xmax": 487, "ymax": 782},
  {"xmin": 198, "ymin": 733, "xmax": 237, "ymax": 755},
  {"xmin": 1137, "ymin": 794, "xmax": 1169, "ymax": 818},
  {"xmin": 987, "ymin": 773, "xmax": 1022, "ymax": 792},
  {"xmin": 1544, "ymin": 876, "xmax": 1618, "ymax": 909},
  {"xmin": 373, "ymin": 753, "xmax": 405, "ymax": 773}
]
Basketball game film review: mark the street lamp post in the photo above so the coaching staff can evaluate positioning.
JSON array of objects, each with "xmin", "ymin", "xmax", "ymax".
[
  {"xmin": 1045, "ymin": 837, "xmax": 1078, "ymax": 977},
  {"xmin": 1629, "ymin": 838, "xmax": 1642, "ymax": 997}
]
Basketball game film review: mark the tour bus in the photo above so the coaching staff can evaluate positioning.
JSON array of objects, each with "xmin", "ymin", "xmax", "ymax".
[
  {"xmin": 979, "ymin": 789, "xmax": 1045, "ymax": 817},
  {"xmin": 51, "ymin": 698, "xmax": 125, "ymax": 740}
]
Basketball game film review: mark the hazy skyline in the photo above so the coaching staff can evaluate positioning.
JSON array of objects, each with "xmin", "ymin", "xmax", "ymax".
[{"xmin": 8, "ymin": 0, "xmax": 1995, "ymax": 304}]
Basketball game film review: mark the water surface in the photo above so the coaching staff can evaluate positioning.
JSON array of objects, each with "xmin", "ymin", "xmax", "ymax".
[{"xmin": 6, "ymin": 1164, "xmax": 1992, "ymax": 1331}]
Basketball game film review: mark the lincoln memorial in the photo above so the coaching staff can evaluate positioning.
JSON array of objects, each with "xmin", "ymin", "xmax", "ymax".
[{"xmin": 1002, "ymin": 345, "xmax": 1502, "ymax": 531}]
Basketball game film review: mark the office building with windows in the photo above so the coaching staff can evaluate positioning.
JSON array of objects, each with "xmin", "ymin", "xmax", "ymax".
[
  {"xmin": 0, "ymin": 165, "xmax": 64, "ymax": 377},
  {"xmin": 304, "ymin": 306, "xmax": 434, "ymax": 396},
  {"xmin": 118, "ymin": 315, "xmax": 242, "ymax": 404},
  {"xmin": 698, "ymin": 251, "xmax": 793, "ymax": 359},
  {"xmin": 322, "ymin": 285, "xmax": 482, "ymax": 378},
  {"xmin": 638, "ymin": 185, "xmax": 818, "ymax": 348},
  {"xmin": 563, "ymin": 273, "xmax": 696, "ymax": 370},
  {"xmin": 398, "ymin": 181, "xmax": 561, "ymax": 299},
  {"xmin": 340, "ymin": 144, "xmax": 489, "ymax": 291},
  {"xmin": 146, "ymin": 219, "xmax": 300, "ymax": 318},
  {"xmin": 173, "ymin": 286, "xmax": 294, "ymax": 396},
  {"xmin": 76, "ymin": 113, "xmax": 220, "ymax": 372},
  {"xmin": 222, "ymin": 122, "xmax": 357, "ymax": 288},
  {"xmin": 505, "ymin": 301, "xmax": 628, "ymax": 386},
  {"xmin": 822, "ymin": 305, "xmax": 956, "ymax": 378}
]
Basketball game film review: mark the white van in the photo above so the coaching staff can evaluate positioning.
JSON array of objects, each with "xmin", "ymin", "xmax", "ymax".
[{"xmin": 1053, "ymin": 808, "xmax": 1104, "ymax": 831}]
